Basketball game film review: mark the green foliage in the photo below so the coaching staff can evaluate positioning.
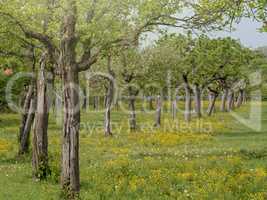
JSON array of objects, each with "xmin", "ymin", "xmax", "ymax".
[
  {"xmin": 194, "ymin": 0, "xmax": 267, "ymax": 32},
  {"xmin": 143, "ymin": 33, "xmax": 265, "ymax": 97}
]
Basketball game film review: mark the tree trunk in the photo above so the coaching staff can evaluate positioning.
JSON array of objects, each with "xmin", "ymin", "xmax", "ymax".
[
  {"xmin": 82, "ymin": 88, "xmax": 87, "ymax": 110},
  {"xmin": 154, "ymin": 95, "xmax": 162, "ymax": 127},
  {"xmin": 207, "ymin": 91, "xmax": 218, "ymax": 116},
  {"xmin": 85, "ymin": 79, "xmax": 90, "ymax": 112},
  {"xmin": 55, "ymin": 86, "xmax": 63, "ymax": 125},
  {"xmin": 104, "ymin": 56, "xmax": 114, "ymax": 136},
  {"xmin": 19, "ymin": 94, "xmax": 36, "ymax": 155},
  {"xmin": 93, "ymin": 96, "xmax": 99, "ymax": 110},
  {"xmin": 115, "ymin": 98, "xmax": 119, "ymax": 111},
  {"xmin": 243, "ymin": 91, "xmax": 247, "ymax": 104},
  {"xmin": 148, "ymin": 96, "xmax": 153, "ymax": 110},
  {"xmin": 32, "ymin": 53, "xmax": 50, "ymax": 180},
  {"xmin": 232, "ymin": 93, "xmax": 236, "ymax": 109},
  {"xmin": 61, "ymin": 68, "xmax": 80, "ymax": 195},
  {"xmin": 194, "ymin": 84, "xmax": 201, "ymax": 118},
  {"xmin": 183, "ymin": 75, "xmax": 191, "ymax": 122},
  {"xmin": 129, "ymin": 87, "xmax": 137, "ymax": 131},
  {"xmin": 236, "ymin": 89, "xmax": 244, "ymax": 108},
  {"xmin": 47, "ymin": 68, "xmax": 56, "ymax": 111},
  {"xmin": 18, "ymin": 45, "xmax": 36, "ymax": 155},
  {"xmin": 129, "ymin": 99, "xmax": 137, "ymax": 131},
  {"xmin": 172, "ymin": 98, "xmax": 177, "ymax": 120},
  {"xmin": 92, "ymin": 96, "xmax": 96, "ymax": 110},
  {"xmin": 220, "ymin": 88, "xmax": 229, "ymax": 112},
  {"xmin": 60, "ymin": 0, "xmax": 80, "ymax": 196},
  {"xmin": 104, "ymin": 87, "xmax": 113, "ymax": 136},
  {"xmin": 18, "ymin": 84, "xmax": 35, "ymax": 155},
  {"xmin": 227, "ymin": 91, "xmax": 234, "ymax": 111}
]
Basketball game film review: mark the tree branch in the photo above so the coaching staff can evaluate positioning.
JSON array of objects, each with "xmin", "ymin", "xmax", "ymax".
[{"xmin": 0, "ymin": 11, "xmax": 58, "ymax": 62}]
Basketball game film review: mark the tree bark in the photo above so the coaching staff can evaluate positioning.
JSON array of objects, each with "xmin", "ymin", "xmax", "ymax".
[
  {"xmin": 18, "ymin": 84, "xmax": 35, "ymax": 155},
  {"xmin": 19, "ymin": 93, "xmax": 36, "ymax": 155},
  {"xmin": 82, "ymin": 88, "xmax": 87, "ymax": 110},
  {"xmin": 93, "ymin": 96, "xmax": 99, "ymax": 110},
  {"xmin": 61, "ymin": 68, "xmax": 80, "ymax": 195},
  {"xmin": 154, "ymin": 95, "xmax": 162, "ymax": 127},
  {"xmin": 104, "ymin": 88, "xmax": 113, "ymax": 136},
  {"xmin": 148, "ymin": 96, "xmax": 153, "ymax": 110},
  {"xmin": 183, "ymin": 75, "xmax": 191, "ymax": 122},
  {"xmin": 104, "ymin": 56, "xmax": 114, "ymax": 136},
  {"xmin": 55, "ymin": 85, "xmax": 63, "ymax": 125},
  {"xmin": 243, "ymin": 91, "xmax": 247, "ymax": 104},
  {"xmin": 60, "ymin": 0, "xmax": 80, "ymax": 196},
  {"xmin": 115, "ymin": 98, "xmax": 119, "ymax": 111},
  {"xmin": 227, "ymin": 91, "xmax": 234, "ymax": 111},
  {"xmin": 207, "ymin": 91, "xmax": 218, "ymax": 116},
  {"xmin": 18, "ymin": 46, "xmax": 38, "ymax": 156},
  {"xmin": 85, "ymin": 79, "xmax": 90, "ymax": 112},
  {"xmin": 194, "ymin": 84, "xmax": 201, "ymax": 118},
  {"xmin": 220, "ymin": 88, "xmax": 229, "ymax": 112},
  {"xmin": 32, "ymin": 53, "xmax": 50, "ymax": 180},
  {"xmin": 47, "ymin": 68, "xmax": 56, "ymax": 111},
  {"xmin": 236, "ymin": 89, "xmax": 244, "ymax": 108},
  {"xmin": 129, "ymin": 87, "xmax": 137, "ymax": 131},
  {"xmin": 129, "ymin": 99, "xmax": 137, "ymax": 131},
  {"xmin": 172, "ymin": 98, "xmax": 177, "ymax": 120},
  {"xmin": 93, "ymin": 96, "xmax": 96, "ymax": 110}
]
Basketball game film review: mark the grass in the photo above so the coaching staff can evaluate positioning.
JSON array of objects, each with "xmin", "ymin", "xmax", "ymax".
[{"xmin": 0, "ymin": 101, "xmax": 266, "ymax": 199}]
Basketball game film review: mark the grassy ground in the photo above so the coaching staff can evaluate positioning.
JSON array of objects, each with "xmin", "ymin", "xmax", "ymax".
[{"xmin": 0, "ymin": 101, "xmax": 266, "ymax": 199}]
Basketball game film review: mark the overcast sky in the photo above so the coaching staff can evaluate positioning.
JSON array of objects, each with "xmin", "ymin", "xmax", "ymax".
[
  {"xmin": 143, "ymin": 18, "xmax": 267, "ymax": 49},
  {"xmin": 211, "ymin": 18, "xmax": 267, "ymax": 49}
]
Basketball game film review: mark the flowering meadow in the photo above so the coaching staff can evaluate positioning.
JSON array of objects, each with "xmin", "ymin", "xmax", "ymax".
[{"xmin": 0, "ymin": 102, "xmax": 266, "ymax": 199}]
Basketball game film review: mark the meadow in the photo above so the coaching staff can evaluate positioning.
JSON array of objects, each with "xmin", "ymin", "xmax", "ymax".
[{"xmin": 0, "ymin": 101, "xmax": 266, "ymax": 200}]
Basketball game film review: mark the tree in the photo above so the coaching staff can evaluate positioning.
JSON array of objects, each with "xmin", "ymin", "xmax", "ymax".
[
  {"xmin": 1, "ymin": 0, "xmax": 249, "ymax": 197},
  {"xmin": 116, "ymin": 47, "xmax": 145, "ymax": 131},
  {"xmin": 88, "ymin": 53, "xmax": 116, "ymax": 136},
  {"xmin": 149, "ymin": 34, "xmax": 194, "ymax": 122},
  {"xmin": 32, "ymin": 51, "xmax": 51, "ymax": 179},
  {"xmin": 0, "ymin": 30, "xmax": 37, "ymax": 154}
]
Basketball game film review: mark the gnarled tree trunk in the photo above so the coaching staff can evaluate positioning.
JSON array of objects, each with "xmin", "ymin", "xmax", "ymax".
[
  {"xmin": 18, "ymin": 47, "xmax": 38, "ymax": 155},
  {"xmin": 61, "ymin": 68, "xmax": 80, "ymax": 195},
  {"xmin": 32, "ymin": 53, "xmax": 50, "ymax": 180},
  {"xmin": 60, "ymin": 0, "xmax": 80, "ymax": 196},
  {"xmin": 19, "ymin": 87, "xmax": 36, "ymax": 155}
]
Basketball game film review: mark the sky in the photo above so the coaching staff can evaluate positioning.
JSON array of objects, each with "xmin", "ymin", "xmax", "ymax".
[
  {"xmin": 143, "ymin": 18, "xmax": 267, "ymax": 49},
  {"xmin": 212, "ymin": 18, "xmax": 267, "ymax": 49}
]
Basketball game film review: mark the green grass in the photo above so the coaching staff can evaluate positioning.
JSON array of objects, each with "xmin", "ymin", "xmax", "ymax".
[{"xmin": 0, "ymin": 102, "xmax": 266, "ymax": 199}]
